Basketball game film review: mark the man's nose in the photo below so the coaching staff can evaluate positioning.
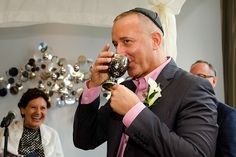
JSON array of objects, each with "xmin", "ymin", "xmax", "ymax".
[{"xmin": 115, "ymin": 45, "xmax": 125, "ymax": 55}]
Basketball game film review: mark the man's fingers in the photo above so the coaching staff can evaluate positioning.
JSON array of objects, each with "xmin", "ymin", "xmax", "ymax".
[
  {"xmin": 110, "ymin": 84, "xmax": 119, "ymax": 91},
  {"xmin": 100, "ymin": 43, "xmax": 114, "ymax": 58},
  {"xmin": 102, "ymin": 43, "xmax": 110, "ymax": 52}
]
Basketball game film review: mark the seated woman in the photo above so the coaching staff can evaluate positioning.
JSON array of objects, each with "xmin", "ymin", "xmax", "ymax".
[{"xmin": 0, "ymin": 88, "xmax": 64, "ymax": 157}]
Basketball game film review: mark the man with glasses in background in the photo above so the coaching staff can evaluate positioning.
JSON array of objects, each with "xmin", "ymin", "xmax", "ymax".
[{"xmin": 190, "ymin": 60, "xmax": 236, "ymax": 157}]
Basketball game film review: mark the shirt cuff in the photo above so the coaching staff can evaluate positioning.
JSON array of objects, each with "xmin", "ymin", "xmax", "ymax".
[
  {"xmin": 81, "ymin": 81, "xmax": 101, "ymax": 104},
  {"xmin": 123, "ymin": 102, "xmax": 146, "ymax": 128}
]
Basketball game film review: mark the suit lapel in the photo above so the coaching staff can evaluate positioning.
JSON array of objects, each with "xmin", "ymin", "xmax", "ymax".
[
  {"xmin": 156, "ymin": 59, "xmax": 178, "ymax": 91},
  {"xmin": 148, "ymin": 59, "xmax": 178, "ymax": 108},
  {"xmin": 122, "ymin": 79, "xmax": 136, "ymax": 92}
]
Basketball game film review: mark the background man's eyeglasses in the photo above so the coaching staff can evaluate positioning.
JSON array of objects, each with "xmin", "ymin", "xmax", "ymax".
[{"xmin": 196, "ymin": 74, "xmax": 214, "ymax": 78}]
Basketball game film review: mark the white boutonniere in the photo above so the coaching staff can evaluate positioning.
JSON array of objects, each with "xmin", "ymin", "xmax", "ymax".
[{"xmin": 144, "ymin": 78, "xmax": 162, "ymax": 107}]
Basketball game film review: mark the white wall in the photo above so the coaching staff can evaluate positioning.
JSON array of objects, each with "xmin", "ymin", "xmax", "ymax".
[
  {"xmin": 0, "ymin": 0, "xmax": 223, "ymax": 156},
  {"xmin": 176, "ymin": 0, "xmax": 223, "ymax": 101}
]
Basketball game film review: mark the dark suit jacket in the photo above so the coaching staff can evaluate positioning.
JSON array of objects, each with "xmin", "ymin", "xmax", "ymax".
[
  {"xmin": 73, "ymin": 59, "xmax": 218, "ymax": 157},
  {"xmin": 215, "ymin": 101, "xmax": 236, "ymax": 157}
]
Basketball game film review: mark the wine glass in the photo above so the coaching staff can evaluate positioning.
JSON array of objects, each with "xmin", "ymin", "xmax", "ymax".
[{"xmin": 102, "ymin": 54, "xmax": 129, "ymax": 91}]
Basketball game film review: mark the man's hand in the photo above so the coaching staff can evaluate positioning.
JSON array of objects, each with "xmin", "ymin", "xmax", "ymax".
[
  {"xmin": 110, "ymin": 84, "xmax": 140, "ymax": 115},
  {"xmin": 88, "ymin": 43, "xmax": 113, "ymax": 88}
]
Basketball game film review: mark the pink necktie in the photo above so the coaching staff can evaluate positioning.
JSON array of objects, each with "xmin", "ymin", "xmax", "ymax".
[
  {"xmin": 135, "ymin": 78, "xmax": 147, "ymax": 102},
  {"xmin": 116, "ymin": 78, "xmax": 147, "ymax": 157},
  {"xmin": 116, "ymin": 133, "xmax": 128, "ymax": 157}
]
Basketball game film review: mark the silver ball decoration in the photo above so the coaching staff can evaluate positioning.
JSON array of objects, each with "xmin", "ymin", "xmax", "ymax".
[
  {"xmin": 0, "ymin": 42, "xmax": 94, "ymax": 107},
  {"xmin": 38, "ymin": 42, "xmax": 48, "ymax": 52}
]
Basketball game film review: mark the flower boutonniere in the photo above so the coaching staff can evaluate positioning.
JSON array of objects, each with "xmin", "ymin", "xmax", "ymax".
[{"xmin": 144, "ymin": 78, "xmax": 162, "ymax": 107}]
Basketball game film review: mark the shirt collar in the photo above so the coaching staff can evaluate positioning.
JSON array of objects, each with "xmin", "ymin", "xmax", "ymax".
[{"xmin": 133, "ymin": 56, "xmax": 171, "ymax": 86}]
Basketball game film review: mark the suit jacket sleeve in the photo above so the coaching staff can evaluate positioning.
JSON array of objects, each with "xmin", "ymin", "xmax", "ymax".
[
  {"xmin": 216, "ymin": 102, "xmax": 236, "ymax": 157},
  {"xmin": 73, "ymin": 96, "xmax": 112, "ymax": 150}
]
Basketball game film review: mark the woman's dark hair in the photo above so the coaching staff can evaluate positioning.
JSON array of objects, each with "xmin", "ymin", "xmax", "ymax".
[{"xmin": 18, "ymin": 88, "xmax": 51, "ymax": 110}]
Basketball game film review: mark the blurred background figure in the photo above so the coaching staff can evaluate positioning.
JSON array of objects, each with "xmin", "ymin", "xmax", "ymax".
[
  {"xmin": 190, "ymin": 60, "xmax": 217, "ymax": 87},
  {"xmin": 0, "ymin": 88, "xmax": 64, "ymax": 157},
  {"xmin": 190, "ymin": 60, "xmax": 236, "ymax": 157}
]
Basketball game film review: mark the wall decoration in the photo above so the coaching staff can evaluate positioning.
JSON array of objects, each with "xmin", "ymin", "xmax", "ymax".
[{"xmin": 0, "ymin": 42, "xmax": 94, "ymax": 107}]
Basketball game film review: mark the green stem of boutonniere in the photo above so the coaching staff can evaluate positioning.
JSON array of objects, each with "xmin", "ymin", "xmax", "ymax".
[{"xmin": 143, "ymin": 78, "xmax": 162, "ymax": 107}]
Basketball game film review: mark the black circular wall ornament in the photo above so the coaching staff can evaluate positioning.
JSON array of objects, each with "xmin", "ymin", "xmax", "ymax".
[
  {"xmin": 0, "ymin": 88, "xmax": 7, "ymax": 97},
  {"xmin": 8, "ymin": 77, "xmax": 15, "ymax": 84},
  {"xmin": 8, "ymin": 67, "xmax": 19, "ymax": 77},
  {"xmin": 10, "ymin": 86, "xmax": 19, "ymax": 95}
]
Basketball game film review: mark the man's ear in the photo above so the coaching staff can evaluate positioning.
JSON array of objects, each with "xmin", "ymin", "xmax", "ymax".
[
  {"xmin": 212, "ymin": 76, "xmax": 217, "ymax": 88},
  {"xmin": 151, "ymin": 31, "xmax": 162, "ymax": 50}
]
